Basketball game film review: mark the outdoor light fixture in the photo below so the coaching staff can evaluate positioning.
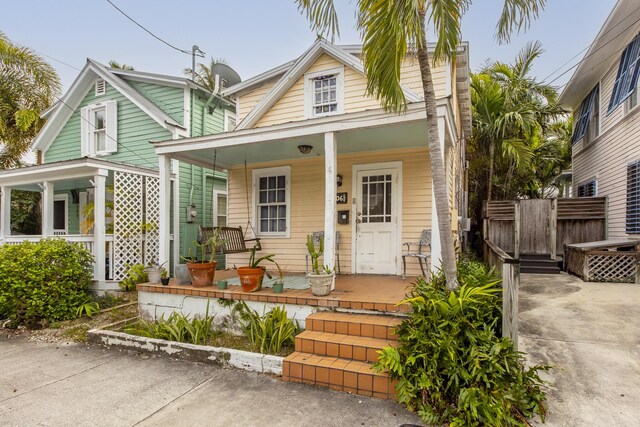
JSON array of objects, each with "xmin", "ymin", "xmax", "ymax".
[
  {"xmin": 337, "ymin": 174, "xmax": 343, "ymax": 187},
  {"xmin": 297, "ymin": 144, "xmax": 313, "ymax": 154}
]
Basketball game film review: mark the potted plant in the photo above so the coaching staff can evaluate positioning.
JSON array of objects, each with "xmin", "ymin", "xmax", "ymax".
[
  {"xmin": 236, "ymin": 246, "xmax": 276, "ymax": 292},
  {"xmin": 306, "ymin": 235, "xmax": 334, "ymax": 296},
  {"xmin": 185, "ymin": 229, "xmax": 226, "ymax": 287},
  {"xmin": 145, "ymin": 261, "xmax": 165, "ymax": 284},
  {"xmin": 160, "ymin": 269, "xmax": 170, "ymax": 286},
  {"xmin": 272, "ymin": 262, "xmax": 286, "ymax": 294}
]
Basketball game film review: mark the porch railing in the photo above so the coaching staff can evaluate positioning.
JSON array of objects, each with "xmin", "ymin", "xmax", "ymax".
[{"xmin": 1, "ymin": 234, "xmax": 115, "ymax": 281}]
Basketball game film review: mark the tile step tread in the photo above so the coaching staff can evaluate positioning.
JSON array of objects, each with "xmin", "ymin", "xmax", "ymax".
[
  {"xmin": 297, "ymin": 330, "xmax": 397, "ymax": 348},
  {"xmin": 307, "ymin": 311, "xmax": 404, "ymax": 326},
  {"xmin": 283, "ymin": 351, "xmax": 389, "ymax": 377}
]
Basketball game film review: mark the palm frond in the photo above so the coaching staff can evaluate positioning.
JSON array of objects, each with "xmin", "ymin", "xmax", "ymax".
[
  {"xmin": 295, "ymin": 0, "xmax": 340, "ymax": 41},
  {"xmin": 495, "ymin": 0, "xmax": 546, "ymax": 43}
]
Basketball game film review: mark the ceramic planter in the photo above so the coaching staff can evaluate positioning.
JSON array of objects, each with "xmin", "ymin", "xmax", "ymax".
[
  {"xmin": 174, "ymin": 264, "xmax": 191, "ymax": 285},
  {"xmin": 217, "ymin": 280, "xmax": 228, "ymax": 290},
  {"xmin": 272, "ymin": 282, "xmax": 284, "ymax": 293},
  {"xmin": 145, "ymin": 268, "xmax": 162, "ymax": 284},
  {"xmin": 187, "ymin": 261, "xmax": 217, "ymax": 287},
  {"xmin": 161, "ymin": 277, "xmax": 170, "ymax": 286},
  {"xmin": 308, "ymin": 272, "xmax": 334, "ymax": 296},
  {"xmin": 237, "ymin": 267, "xmax": 266, "ymax": 292}
]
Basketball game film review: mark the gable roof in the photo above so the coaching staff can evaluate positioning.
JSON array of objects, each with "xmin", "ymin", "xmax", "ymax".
[
  {"xmin": 228, "ymin": 40, "xmax": 423, "ymax": 130},
  {"xmin": 32, "ymin": 59, "xmax": 192, "ymax": 152},
  {"xmin": 560, "ymin": 0, "xmax": 640, "ymax": 109}
]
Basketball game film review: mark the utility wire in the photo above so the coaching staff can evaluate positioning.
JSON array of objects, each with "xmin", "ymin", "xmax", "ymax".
[
  {"xmin": 104, "ymin": 0, "xmax": 196, "ymax": 56},
  {"xmin": 34, "ymin": 50, "xmax": 81, "ymax": 71}
]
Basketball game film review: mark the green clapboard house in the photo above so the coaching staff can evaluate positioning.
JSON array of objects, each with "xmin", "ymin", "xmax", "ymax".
[{"xmin": 0, "ymin": 59, "xmax": 236, "ymax": 291}]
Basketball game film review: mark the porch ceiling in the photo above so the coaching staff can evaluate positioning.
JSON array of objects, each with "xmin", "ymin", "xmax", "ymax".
[{"xmin": 165, "ymin": 115, "xmax": 428, "ymax": 169}]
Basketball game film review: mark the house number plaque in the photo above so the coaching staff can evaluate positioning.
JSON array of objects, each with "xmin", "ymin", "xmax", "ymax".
[{"xmin": 336, "ymin": 192, "xmax": 348, "ymax": 204}]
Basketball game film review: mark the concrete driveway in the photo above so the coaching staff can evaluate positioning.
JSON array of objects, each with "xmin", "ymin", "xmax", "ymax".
[
  {"xmin": 519, "ymin": 273, "xmax": 640, "ymax": 426},
  {"xmin": 0, "ymin": 336, "xmax": 421, "ymax": 427}
]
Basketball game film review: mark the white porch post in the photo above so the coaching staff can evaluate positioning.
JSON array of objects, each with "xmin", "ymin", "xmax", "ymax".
[
  {"xmin": 42, "ymin": 181, "xmax": 54, "ymax": 237},
  {"xmin": 324, "ymin": 132, "xmax": 337, "ymax": 288},
  {"xmin": 171, "ymin": 159, "xmax": 180, "ymax": 269},
  {"xmin": 159, "ymin": 154, "xmax": 171, "ymax": 268},
  {"xmin": 0, "ymin": 186, "xmax": 11, "ymax": 240},
  {"xmin": 93, "ymin": 174, "xmax": 106, "ymax": 285},
  {"xmin": 430, "ymin": 115, "xmax": 447, "ymax": 272}
]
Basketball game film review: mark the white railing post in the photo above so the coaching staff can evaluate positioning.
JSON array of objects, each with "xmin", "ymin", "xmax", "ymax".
[
  {"xmin": 0, "ymin": 186, "xmax": 10, "ymax": 241},
  {"xmin": 42, "ymin": 181, "xmax": 54, "ymax": 237},
  {"xmin": 94, "ymin": 173, "xmax": 107, "ymax": 286},
  {"xmin": 172, "ymin": 159, "xmax": 180, "ymax": 269},
  {"xmin": 324, "ymin": 132, "xmax": 337, "ymax": 289},
  {"xmin": 159, "ymin": 155, "xmax": 171, "ymax": 268}
]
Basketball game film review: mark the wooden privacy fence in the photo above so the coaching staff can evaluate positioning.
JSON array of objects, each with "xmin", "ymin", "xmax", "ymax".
[
  {"xmin": 483, "ymin": 197, "xmax": 607, "ymax": 258},
  {"xmin": 483, "ymin": 239, "xmax": 519, "ymax": 349},
  {"xmin": 565, "ymin": 240, "xmax": 640, "ymax": 283}
]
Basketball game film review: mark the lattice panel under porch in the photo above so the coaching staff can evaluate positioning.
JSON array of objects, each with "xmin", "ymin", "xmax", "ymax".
[
  {"xmin": 144, "ymin": 176, "xmax": 160, "ymax": 267},
  {"xmin": 114, "ymin": 171, "xmax": 143, "ymax": 281},
  {"xmin": 587, "ymin": 254, "xmax": 636, "ymax": 283}
]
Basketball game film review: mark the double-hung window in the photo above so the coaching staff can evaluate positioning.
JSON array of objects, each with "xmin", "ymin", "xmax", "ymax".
[
  {"xmin": 253, "ymin": 166, "xmax": 290, "ymax": 237},
  {"xmin": 80, "ymin": 100, "xmax": 117, "ymax": 156},
  {"xmin": 304, "ymin": 67, "xmax": 344, "ymax": 118}
]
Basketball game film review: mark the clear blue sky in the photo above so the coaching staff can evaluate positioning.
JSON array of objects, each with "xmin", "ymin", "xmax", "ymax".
[{"xmin": 0, "ymin": 0, "xmax": 617, "ymax": 92}]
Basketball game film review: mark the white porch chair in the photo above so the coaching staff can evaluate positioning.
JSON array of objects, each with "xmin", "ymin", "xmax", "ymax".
[{"xmin": 402, "ymin": 229, "xmax": 431, "ymax": 279}]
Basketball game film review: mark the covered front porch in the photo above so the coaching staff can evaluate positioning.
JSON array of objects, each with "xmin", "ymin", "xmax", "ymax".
[
  {"xmin": 0, "ymin": 158, "xmax": 168, "ymax": 290},
  {"xmin": 154, "ymin": 102, "xmax": 458, "ymax": 280}
]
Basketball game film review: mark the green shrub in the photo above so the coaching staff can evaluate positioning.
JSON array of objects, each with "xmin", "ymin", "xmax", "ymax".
[
  {"xmin": 119, "ymin": 264, "xmax": 148, "ymax": 291},
  {"xmin": 0, "ymin": 239, "xmax": 94, "ymax": 326},
  {"xmin": 232, "ymin": 300, "xmax": 298, "ymax": 354},
  {"xmin": 375, "ymin": 260, "xmax": 548, "ymax": 426}
]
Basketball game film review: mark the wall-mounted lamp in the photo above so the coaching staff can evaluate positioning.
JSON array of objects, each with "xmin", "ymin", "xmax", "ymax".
[
  {"xmin": 337, "ymin": 174, "xmax": 343, "ymax": 187},
  {"xmin": 297, "ymin": 144, "xmax": 313, "ymax": 155}
]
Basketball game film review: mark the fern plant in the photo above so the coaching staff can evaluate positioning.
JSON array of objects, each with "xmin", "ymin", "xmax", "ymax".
[{"xmin": 374, "ymin": 260, "xmax": 549, "ymax": 426}]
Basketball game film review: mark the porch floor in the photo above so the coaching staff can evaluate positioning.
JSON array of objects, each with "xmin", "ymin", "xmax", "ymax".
[{"xmin": 137, "ymin": 273, "xmax": 415, "ymax": 314}]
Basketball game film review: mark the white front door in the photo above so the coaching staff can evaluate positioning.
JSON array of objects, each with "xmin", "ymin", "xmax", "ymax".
[{"xmin": 354, "ymin": 164, "xmax": 400, "ymax": 274}]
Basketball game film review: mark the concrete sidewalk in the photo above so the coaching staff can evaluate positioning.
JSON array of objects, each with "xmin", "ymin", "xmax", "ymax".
[
  {"xmin": 0, "ymin": 335, "xmax": 421, "ymax": 427},
  {"xmin": 519, "ymin": 273, "xmax": 640, "ymax": 426}
]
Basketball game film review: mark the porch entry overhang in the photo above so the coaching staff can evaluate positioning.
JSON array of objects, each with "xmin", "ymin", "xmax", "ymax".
[
  {"xmin": 0, "ymin": 158, "xmax": 166, "ymax": 288},
  {"xmin": 153, "ymin": 100, "xmax": 457, "ymax": 277}
]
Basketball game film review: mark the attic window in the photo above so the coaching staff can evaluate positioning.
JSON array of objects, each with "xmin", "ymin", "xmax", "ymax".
[
  {"xmin": 95, "ymin": 79, "xmax": 106, "ymax": 96},
  {"xmin": 304, "ymin": 66, "xmax": 344, "ymax": 118}
]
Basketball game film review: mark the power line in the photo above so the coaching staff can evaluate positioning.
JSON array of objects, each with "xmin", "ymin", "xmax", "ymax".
[
  {"xmin": 34, "ymin": 50, "xmax": 81, "ymax": 72},
  {"xmin": 104, "ymin": 0, "xmax": 194, "ymax": 56}
]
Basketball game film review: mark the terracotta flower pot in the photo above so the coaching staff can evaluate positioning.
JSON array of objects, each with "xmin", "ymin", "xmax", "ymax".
[
  {"xmin": 187, "ymin": 261, "xmax": 217, "ymax": 287},
  {"xmin": 237, "ymin": 266, "xmax": 266, "ymax": 292}
]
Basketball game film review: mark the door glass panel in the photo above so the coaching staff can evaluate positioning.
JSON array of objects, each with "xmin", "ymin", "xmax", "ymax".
[
  {"xmin": 53, "ymin": 200, "xmax": 65, "ymax": 230},
  {"xmin": 361, "ymin": 173, "xmax": 392, "ymax": 223}
]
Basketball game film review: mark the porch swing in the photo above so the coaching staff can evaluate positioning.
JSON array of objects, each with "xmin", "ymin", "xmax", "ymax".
[{"xmin": 198, "ymin": 153, "xmax": 262, "ymax": 258}]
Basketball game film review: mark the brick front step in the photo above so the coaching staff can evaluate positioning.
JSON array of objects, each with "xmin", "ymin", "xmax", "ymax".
[
  {"xmin": 295, "ymin": 330, "xmax": 396, "ymax": 363},
  {"xmin": 305, "ymin": 311, "xmax": 403, "ymax": 341},
  {"xmin": 282, "ymin": 311, "xmax": 403, "ymax": 400},
  {"xmin": 282, "ymin": 351, "xmax": 396, "ymax": 399}
]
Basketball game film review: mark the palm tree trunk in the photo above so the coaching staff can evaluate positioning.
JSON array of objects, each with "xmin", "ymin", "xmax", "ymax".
[
  {"xmin": 487, "ymin": 142, "xmax": 495, "ymax": 201},
  {"xmin": 417, "ymin": 10, "xmax": 458, "ymax": 291}
]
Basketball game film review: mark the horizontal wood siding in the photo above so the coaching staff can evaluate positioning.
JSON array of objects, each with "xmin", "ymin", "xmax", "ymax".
[
  {"xmin": 237, "ymin": 80, "xmax": 277, "ymax": 123},
  {"xmin": 226, "ymin": 147, "xmax": 432, "ymax": 276},
  {"xmin": 399, "ymin": 57, "xmax": 448, "ymax": 98},
  {"xmin": 190, "ymin": 90, "xmax": 227, "ymax": 137},
  {"xmin": 44, "ymin": 82, "xmax": 173, "ymax": 168},
  {"xmin": 128, "ymin": 81, "xmax": 184, "ymax": 125}
]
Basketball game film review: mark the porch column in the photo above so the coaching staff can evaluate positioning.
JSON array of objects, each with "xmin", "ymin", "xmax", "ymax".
[
  {"xmin": 324, "ymin": 132, "xmax": 337, "ymax": 288},
  {"xmin": 93, "ymin": 174, "xmax": 106, "ymax": 286},
  {"xmin": 171, "ymin": 159, "xmax": 180, "ymax": 269},
  {"xmin": 430, "ymin": 116, "xmax": 447, "ymax": 272},
  {"xmin": 41, "ymin": 181, "xmax": 54, "ymax": 237},
  {"xmin": 0, "ymin": 186, "xmax": 11, "ymax": 240},
  {"xmin": 159, "ymin": 154, "xmax": 171, "ymax": 268}
]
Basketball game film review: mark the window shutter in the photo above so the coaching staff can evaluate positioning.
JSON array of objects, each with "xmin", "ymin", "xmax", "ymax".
[
  {"xmin": 572, "ymin": 85, "xmax": 599, "ymax": 144},
  {"xmin": 105, "ymin": 100, "xmax": 118, "ymax": 153},
  {"xmin": 80, "ymin": 106, "xmax": 90, "ymax": 157},
  {"xmin": 627, "ymin": 161, "xmax": 640, "ymax": 233},
  {"xmin": 608, "ymin": 34, "xmax": 640, "ymax": 114}
]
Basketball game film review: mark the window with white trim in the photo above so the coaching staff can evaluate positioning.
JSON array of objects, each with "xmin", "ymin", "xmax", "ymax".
[
  {"xmin": 577, "ymin": 179, "xmax": 597, "ymax": 197},
  {"xmin": 224, "ymin": 110, "xmax": 236, "ymax": 132},
  {"xmin": 608, "ymin": 33, "xmax": 640, "ymax": 114},
  {"xmin": 253, "ymin": 166, "xmax": 290, "ymax": 237},
  {"xmin": 80, "ymin": 101, "xmax": 117, "ymax": 156},
  {"xmin": 95, "ymin": 79, "xmax": 106, "ymax": 96},
  {"xmin": 571, "ymin": 84, "xmax": 600, "ymax": 144},
  {"xmin": 212, "ymin": 189, "xmax": 228, "ymax": 227},
  {"xmin": 304, "ymin": 67, "xmax": 344, "ymax": 118}
]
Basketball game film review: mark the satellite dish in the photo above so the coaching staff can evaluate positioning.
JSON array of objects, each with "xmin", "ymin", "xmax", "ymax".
[{"xmin": 210, "ymin": 63, "xmax": 241, "ymax": 91}]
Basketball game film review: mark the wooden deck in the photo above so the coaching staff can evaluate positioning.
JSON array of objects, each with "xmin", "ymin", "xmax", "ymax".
[{"xmin": 137, "ymin": 273, "xmax": 415, "ymax": 314}]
